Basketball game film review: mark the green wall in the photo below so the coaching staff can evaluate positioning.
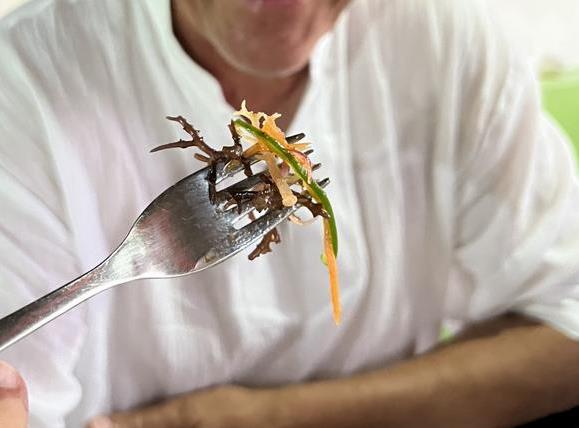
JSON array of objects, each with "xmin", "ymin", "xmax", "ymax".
[{"xmin": 542, "ymin": 70, "xmax": 579, "ymax": 160}]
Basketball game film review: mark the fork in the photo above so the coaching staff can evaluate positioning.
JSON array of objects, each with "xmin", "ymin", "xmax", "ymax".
[{"xmin": 0, "ymin": 161, "xmax": 328, "ymax": 352}]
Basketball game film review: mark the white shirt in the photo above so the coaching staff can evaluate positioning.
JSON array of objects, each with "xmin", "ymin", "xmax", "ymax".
[{"xmin": 1, "ymin": 0, "xmax": 579, "ymax": 426}]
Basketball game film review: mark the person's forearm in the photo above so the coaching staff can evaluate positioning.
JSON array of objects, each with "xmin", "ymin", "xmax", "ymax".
[{"xmin": 265, "ymin": 314, "xmax": 579, "ymax": 428}]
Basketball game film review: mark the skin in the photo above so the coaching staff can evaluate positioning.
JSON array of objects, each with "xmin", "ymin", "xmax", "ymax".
[
  {"xmin": 171, "ymin": 0, "xmax": 350, "ymax": 128},
  {"xmin": 0, "ymin": 361, "xmax": 28, "ymax": 428},
  {"xmin": 84, "ymin": 1, "xmax": 579, "ymax": 427}
]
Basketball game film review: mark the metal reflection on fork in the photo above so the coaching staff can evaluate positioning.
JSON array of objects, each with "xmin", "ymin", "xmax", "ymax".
[{"xmin": 0, "ymin": 160, "xmax": 328, "ymax": 352}]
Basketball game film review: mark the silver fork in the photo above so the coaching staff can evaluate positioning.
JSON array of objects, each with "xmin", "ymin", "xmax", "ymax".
[{"xmin": 0, "ymin": 161, "xmax": 328, "ymax": 352}]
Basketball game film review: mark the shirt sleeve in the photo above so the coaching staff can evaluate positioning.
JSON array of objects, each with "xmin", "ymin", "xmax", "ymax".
[
  {"xmin": 450, "ymin": 2, "xmax": 579, "ymax": 339},
  {"xmin": 0, "ymin": 23, "xmax": 86, "ymax": 427}
]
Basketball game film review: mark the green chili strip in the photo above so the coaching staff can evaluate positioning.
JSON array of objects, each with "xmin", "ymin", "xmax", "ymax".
[{"xmin": 234, "ymin": 119, "xmax": 338, "ymax": 256}]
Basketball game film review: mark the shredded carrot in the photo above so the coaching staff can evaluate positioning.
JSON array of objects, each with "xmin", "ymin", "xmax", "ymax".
[
  {"xmin": 234, "ymin": 102, "xmax": 341, "ymax": 325},
  {"xmin": 323, "ymin": 219, "xmax": 341, "ymax": 325},
  {"xmin": 259, "ymin": 114, "xmax": 314, "ymax": 182},
  {"xmin": 235, "ymin": 100, "xmax": 264, "ymax": 128},
  {"xmin": 236, "ymin": 104, "xmax": 312, "ymax": 199},
  {"xmin": 238, "ymin": 102, "xmax": 312, "ymax": 178},
  {"xmin": 236, "ymin": 101, "xmax": 270, "ymax": 156},
  {"xmin": 243, "ymin": 142, "xmax": 262, "ymax": 157},
  {"xmin": 244, "ymin": 140, "xmax": 311, "ymax": 161},
  {"xmin": 261, "ymin": 113, "xmax": 287, "ymax": 145}
]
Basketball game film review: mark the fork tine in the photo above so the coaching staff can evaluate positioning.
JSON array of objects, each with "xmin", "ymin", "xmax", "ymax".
[
  {"xmin": 227, "ymin": 200, "xmax": 261, "ymax": 223},
  {"xmin": 235, "ymin": 206, "xmax": 294, "ymax": 238},
  {"xmin": 236, "ymin": 179, "xmax": 332, "ymax": 235},
  {"xmin": 286, "ymin": 133, "xmax": 306, "ymax": 144},
  {"xmin": 215, "ymin": 157, "xmax": 260, "ymax": 183},
  {"xmin": 222, "ymin": 170, "xmax": 268, "ymax": 194},
  {"xmin": 221, "ymin": 176, "xmax": 329, "ymax": 222},
  {"xmin": 221, "ymin": 174, "xmax": 329, "ymax": 204},
  {"xmin": 215, "ymin": 153, "xmax": 325, "ymax": 187}
]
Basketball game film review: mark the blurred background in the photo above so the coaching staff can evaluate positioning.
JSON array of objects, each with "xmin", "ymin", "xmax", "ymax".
[{"xmin": 1, "ymin": 0, "xmax": 578, "ymax": 152}]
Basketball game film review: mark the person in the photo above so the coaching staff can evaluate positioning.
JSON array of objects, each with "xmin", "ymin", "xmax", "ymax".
[{"xmin": 1, "ymin": 0, "xmax": 579, "ymax": 426}]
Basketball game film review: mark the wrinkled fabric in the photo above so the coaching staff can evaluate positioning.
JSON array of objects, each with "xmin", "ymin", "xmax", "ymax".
[{"xmin": 1, "ymin": 0, "xmax": 579, "ymax": 426}]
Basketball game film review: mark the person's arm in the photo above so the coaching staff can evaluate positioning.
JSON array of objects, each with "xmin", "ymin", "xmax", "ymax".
[
  {"xmin": 94, "ymin": 313, "xmax": 579, "ymax": 428},
  {"xmin": 267, "ymin": 314, "xmax": 579, "ymax": 428}
]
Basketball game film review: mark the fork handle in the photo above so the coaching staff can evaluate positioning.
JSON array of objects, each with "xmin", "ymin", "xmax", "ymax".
[{"xmin": 0, "ymin": 266, "xmax": 113, "ymax": 353}]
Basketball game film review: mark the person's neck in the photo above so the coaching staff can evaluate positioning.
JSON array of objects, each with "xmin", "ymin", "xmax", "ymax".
[{"xmin": 172, "ymin": 3, "xmax": 308, "ymax": 130}]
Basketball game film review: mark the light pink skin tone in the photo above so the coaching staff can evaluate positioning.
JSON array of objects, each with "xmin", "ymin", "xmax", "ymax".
[
  {"xmin": 0, "ymin": 361, "xmax": 28, "ymax": 428},
  {"xmin": 172, "ymin": 0, "xmax": 351, "ymax": 128}
]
